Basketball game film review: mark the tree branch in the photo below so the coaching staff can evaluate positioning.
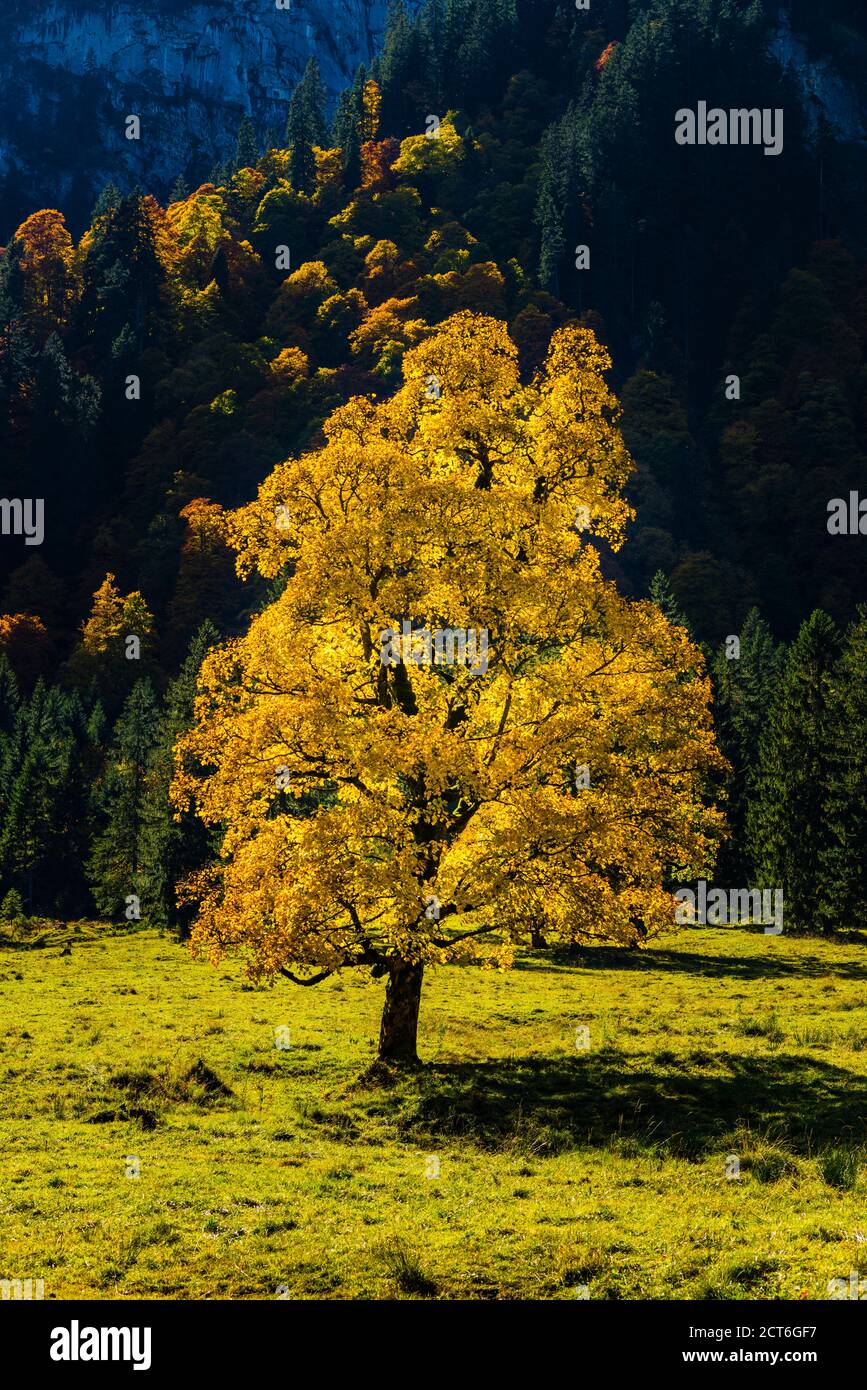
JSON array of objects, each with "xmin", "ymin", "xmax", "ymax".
[{"xmin": 279, "ymin": 967, "xmax": 334, "ymax": 986}]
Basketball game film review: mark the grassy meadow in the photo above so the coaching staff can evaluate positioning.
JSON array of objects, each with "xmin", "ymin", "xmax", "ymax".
[{"xmin": 1, "ymin": 920, "xmax": 866, "ymax": 1300}]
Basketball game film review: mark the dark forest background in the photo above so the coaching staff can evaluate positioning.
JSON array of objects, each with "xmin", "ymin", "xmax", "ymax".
[{"xmin": 2, "ymin": 0, "xmax": 867, "ymax": 934}]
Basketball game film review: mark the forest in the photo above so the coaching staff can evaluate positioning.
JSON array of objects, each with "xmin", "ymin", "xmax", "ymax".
[
  {"xmin": 2, "ymin": 0, "xmax": 866, "ymax": 946},
  {"xmin": 3, "ymin": 0, "xmax": 867, "ymax": 1314}
]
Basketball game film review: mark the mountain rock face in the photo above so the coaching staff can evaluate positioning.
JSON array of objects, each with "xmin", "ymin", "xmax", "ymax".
[
  {"xmin": 770, "ymin": 10, "xmax": 867, "ymax": 144},
  {"xmin": 0, "ymin": 0, "xmax": 414, "ymax": 235}
]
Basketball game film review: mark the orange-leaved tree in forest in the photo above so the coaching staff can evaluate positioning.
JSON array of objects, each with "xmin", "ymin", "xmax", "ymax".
[
  {"xmin": 172, "ymin": 312, "xmax": 724, "ymax": 1065},
  {"xmin": 13, "ymin": 209, "xmax": 78, "ymax": 339}
]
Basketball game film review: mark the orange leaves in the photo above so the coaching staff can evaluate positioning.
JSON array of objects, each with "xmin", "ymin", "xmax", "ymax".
[
  {"xmin": 13, "ymin": 209, "xmax": 78, "ymax": 337},
  {"xmin": 595, "ymin": 41, "xmax": 618, "ymax": 73}
]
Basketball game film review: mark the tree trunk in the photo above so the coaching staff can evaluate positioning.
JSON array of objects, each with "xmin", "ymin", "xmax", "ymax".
[{"xmin": 378, "ymin": 959, "xmax": 424, "ymax": 1064}]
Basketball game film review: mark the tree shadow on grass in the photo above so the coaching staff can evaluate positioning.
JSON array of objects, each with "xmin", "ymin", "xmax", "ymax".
[
  {"xmin": 519, "ymin": 935, "xmax": 867, "ymax": 983},
  {"xmin": 395, "ymin": 1050, "xmax": 867, "ymax": 1159}
]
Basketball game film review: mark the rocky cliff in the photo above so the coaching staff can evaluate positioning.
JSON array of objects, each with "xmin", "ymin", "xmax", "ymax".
[{"xmin": 0, "ymin": 0, "xmax": 413, "ymax": 234}]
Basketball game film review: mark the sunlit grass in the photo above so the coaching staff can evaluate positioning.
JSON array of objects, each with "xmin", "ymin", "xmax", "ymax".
[{"xmin": 1, "ymin": 923, "xmax": 866, "ymax": 1299}]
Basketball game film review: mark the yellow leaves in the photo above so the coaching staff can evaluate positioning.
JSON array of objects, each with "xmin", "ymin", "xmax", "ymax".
[
  {"xmin": 348, "ymin": 297, "xmax": 429, "ymax": 370},
  {"xmin": 270, "ymin": 346, "xmax": 310, "ymax": 384},
  {"xmin": 424, "ymin": 260, "xmax": 507, "ymax": 317},
  {"xmin": 176, "ymin": 310, "xmax": 724, "ymax": 982},
  {"xmin": 364, "ymin": 239, "xmax": 400, "ymax": 273},
  {"xmin": 361, "ymin": 79, "xmax": 382, "ymax": 144},
  {"xmin": 393, "ymin": 115, "xmax": 467, "ymax": 180},
  {"xmin": 166, "ymin": 190, "xmax": 225, "ymax": 256},
  {"xmin": 79, "ymin": 574, "xmax": 154, "ymax": 655},
  {"xmin": 314, "ymin": 144, "xmax": 343, "ymax": 196},
  {"xmin": 230, "ymin": 167, "xmax": 266, "ymax": 208}
]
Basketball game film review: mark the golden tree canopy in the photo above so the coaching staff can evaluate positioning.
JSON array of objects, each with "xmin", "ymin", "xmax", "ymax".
[{"xmin": 174, "ymin": 311, "xmax": 724, "ymax": 1014}]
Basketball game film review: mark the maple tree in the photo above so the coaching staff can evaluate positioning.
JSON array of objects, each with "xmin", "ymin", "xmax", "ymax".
[
  {"xmin": 65, "ymin": 573, "xmax": 156, "ymax": 707},
  {"xmin": 13, "ymin": 209, "xmax": 78, "ymax": 339},
  {"xmin": 173, "ymin": 311, "xmax": 724, "ymax": 1064}
]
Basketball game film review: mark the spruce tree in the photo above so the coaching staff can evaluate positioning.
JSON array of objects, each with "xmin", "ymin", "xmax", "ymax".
[
  {"xmin": 332, "ymin": 66, "xmax": 367, "ymax": 187},
  {"xmin": 88, "ymin": 679, "xmax": 160, "ymax": 920},
  {"xmin": 378, "ymin": 1, "xmax": 423, "ymax": 136},
  {"xmin": 822, "ymin": 607, "xmax": 867, "ymax": 930},
  {"xmin": 296, "ymin": 58, "xmax": 328, "ymax": 147},
  {"xmin": 650, "ymin": 570, "xmax": 689, "ymax": 630},
  {"xmin": 0, "ymin": 682, "xmax": 77, "ymax": 914},
  {"xmin": 138, "ymin": 623, "xmax": 219, "ymax": 935},
  {"xmin": 0, "ymin": 652, "xmax": 20, "ymax": 738},
  {"xmin": 747, "ymin": 610, "xmax": 839, "ymax": 931},
  {"xmin": 0, "ymin": 239, "xmax": 36, "ymax": 407},
  {"xmin": 169, "ymin": 174, "xmax": 189, "ymax": 203},
  {"xmin": 712, "ymin": 609, "xmax": 784, "ymax": 884},
  {"xmin": 234, "ymin": 115, "xmax": 259, "ymax": 171},
  {"xmin": 91, "ymin": 182, "xmax": 121, "ymax": 220},
  {"xmin": 456, "ymin": 0, "xmax": 518, "ymax": 108},
  {"xmin": 76, "ymin": 191, "xmax": 166, "ymax": 364},
  {"xmin": 535, "ymin": 105, "xmax": 582, "ymax": 296},
  {"xmin": 286, "ymin": 85, "xmax": 318, "ymax": 196}
]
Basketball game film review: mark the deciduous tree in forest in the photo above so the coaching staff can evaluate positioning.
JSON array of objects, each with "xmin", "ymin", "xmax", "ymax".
[
  {"xmin": 65, "ymin": 573, "xmax": 156, "ymax": 711},
  {"xmin": 174, "ymin": 312, "xmax": 723, "ymax": 1065},
  {"xmin": 13, "ymin": 209, "xmax": 78, "ymax": 340}
]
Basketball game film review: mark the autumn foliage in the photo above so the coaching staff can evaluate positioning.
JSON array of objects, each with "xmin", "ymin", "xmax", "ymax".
[{"xmin": 173, "ymin": 312, "xmax": 724, "ymax": 1062}]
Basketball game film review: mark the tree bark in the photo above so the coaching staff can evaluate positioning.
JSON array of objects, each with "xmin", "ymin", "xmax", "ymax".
[{"xmin": 378, "ymin": 959, "xmax": 424, "ymax": 1064}]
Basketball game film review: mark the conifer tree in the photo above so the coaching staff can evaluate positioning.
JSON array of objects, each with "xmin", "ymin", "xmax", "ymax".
[
  {"xmin": 284, "ymin": 59, "xmax": 328, "ymax": 197},
  {"xmin": 822, "ymin": 607, "xmax": 867, "ymax": 929},
  {"xmin": 76, "ymin": 191, "xmax": 167, "ymax": 364},
  {"xmin": 88, "ymin": 679, "xmax": 160, "ymax": 920},
  {"xmin": 535, "ymin": 105, "xmax": 582, "ymax": 297},
  {"xmin": 138, "ymin": 623, "xmax": 219, "ymax": 935},
  {"xmin": 0, "ymin": 682, "xmax": 77, "ymax": 913},
  {"xmin": 332, "ymin": 66, "xmax": 367, "ymax": 187},
  {"xmin": 378, "ymin": 1, "xmax": 424, "ymax": 136},
  {"xmin": 0, "ymin": 239, "xmax": 36, "ymax": 408},
  {"xmin": 234, "ymin": 116, "xmax": 259, "ymax": 172},
  {"xmin": 747, "ymin": 610, "xmax": 839, "ymax": 931},
  {"xmin": 456, "ymin": 0, "xmax": 518, "ymax": 108},
  {"xmin": 286, "ymin": 91, "xmax": 317, "ymax": 197},
  {"xmin": 712, "ymin": 609, "xmax": 784, "ymax": 884},
  {"xmin": 650, "ymin": 570, "xmax": 689, "ymax": 631},
  {"xmin": 91, "ymin": 182, "xmax": 121, "ymax": 221},
  {"xmin": 0, "ymin": 652, "xmax": 20, "ymax": 738},
  {"xmin": 296, "ymin": 58, "xmax": 328, "ymax": 148}
]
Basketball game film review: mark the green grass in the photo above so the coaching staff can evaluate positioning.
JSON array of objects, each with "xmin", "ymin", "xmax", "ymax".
[{"xmin": 1, "ymin": 922, "xmax": 867, "ymax": 1299}]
